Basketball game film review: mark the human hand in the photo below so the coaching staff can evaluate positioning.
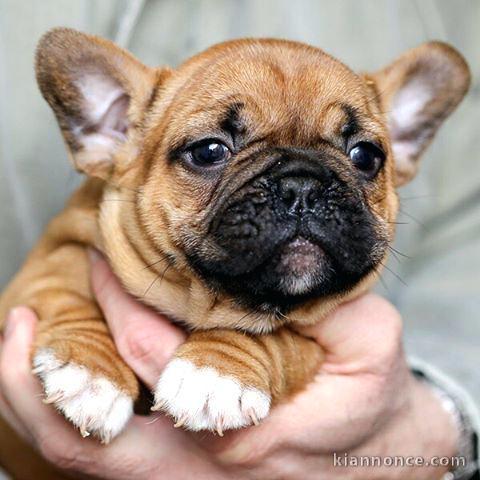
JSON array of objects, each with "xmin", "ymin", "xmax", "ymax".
[{"xmin": 0, "ymin": 253, "xmax": 459, "ymax": 479}]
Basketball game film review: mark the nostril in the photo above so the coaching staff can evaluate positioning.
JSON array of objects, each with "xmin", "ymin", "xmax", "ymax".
[
  {"xmin": 279, "ymin": 184, "xmax": 297, "ymax": 210},
  {"xmin": 278, "ymin": 176, "xmax": 321, "ymax": 213},
  {"xmin": 306, "ymin": 188, "xmax": 320, "ymax": 209},
  {"xmin": 279, "ymin": 177, "xmax": 307, "ymax": 212}
]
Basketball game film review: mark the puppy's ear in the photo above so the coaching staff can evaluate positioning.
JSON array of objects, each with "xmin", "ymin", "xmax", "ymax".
[
  {"xmin": 367, "ymin": 42, "xmax": 470, "ymax": 186},
  {"xmin": 35, "ymin": 28, "xmax": 165, "ymax": 179}
]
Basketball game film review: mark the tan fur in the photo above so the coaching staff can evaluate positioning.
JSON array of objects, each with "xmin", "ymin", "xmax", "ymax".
[{"xmin": 0, "ymin": 28, "xmax": 470, "ymax": 475}]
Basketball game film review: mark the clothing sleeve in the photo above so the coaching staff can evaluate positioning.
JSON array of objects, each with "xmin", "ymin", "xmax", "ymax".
[{"xmin": 410, "ymin": 357, "xmax": 480, "ymax": 480}]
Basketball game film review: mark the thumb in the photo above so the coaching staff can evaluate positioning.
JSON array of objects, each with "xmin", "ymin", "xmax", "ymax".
[
  {"xmin": 89, "ymin": 249, "xmax": 185, "ymax": 389},
  {"xmin": 296, "ymin": 293, "xmax": 403, "ymax": 372}
]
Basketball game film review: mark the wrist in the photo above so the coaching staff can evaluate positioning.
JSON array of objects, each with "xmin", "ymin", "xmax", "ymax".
[
  {"xmin": 412, "ymin": 365, "xmax": 479, "ymax": 480},
  {"xmin": 406, "ymin": 375, "xmax": 460, "ymax": 461},
  {"xmin": 347, "ymin": 374, "xmax": 460, "ymax": 480}
]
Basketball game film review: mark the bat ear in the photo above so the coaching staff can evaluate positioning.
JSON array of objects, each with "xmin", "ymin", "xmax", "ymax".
[
  {"xmin": 35, "ymin": 28, "xmax": 165, "ymax": 179},
  {"xmin": 367, "ymin": 41, "xmax": 470, "ymax": 186}
]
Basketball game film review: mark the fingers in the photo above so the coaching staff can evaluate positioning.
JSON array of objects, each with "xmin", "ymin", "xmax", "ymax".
[
  {"xmin": 296, "ymin": 293, "xmax": 403, "ymax": 371},
  {"xmin": 0, "ymin": 308, "xmax": 196, "ymax": 476},
  {"xmin": 0, "ymin": 310, "xmax": 33, "ymax": 442},
  {"xmin": 89, "ymin": 249, "xmax": 186, "ymax": 389},
  {"xmin": 0, "ymin": 307, "xmax": 41, "ymax": 442},
  {"xmin": 0, "ymin": 387, "xmax": 29, "ymax": 441},
  {"xmin": 0, "ymin": 308, "xmax": 87, "ymax": 452}
]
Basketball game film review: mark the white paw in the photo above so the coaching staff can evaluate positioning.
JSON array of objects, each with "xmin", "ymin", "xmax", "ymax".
[
  {"xmin": 153, "ymin": 358, "xmax": 271, "ymax": 434},
  {"xmin": 33, "ymin": 349, "xmax": 133, "ymax": 443}
]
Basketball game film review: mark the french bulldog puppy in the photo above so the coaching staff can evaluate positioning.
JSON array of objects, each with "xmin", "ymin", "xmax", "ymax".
[{"xmin": 0, "ymin": 28, "xmax": 470, "ymax": 443}]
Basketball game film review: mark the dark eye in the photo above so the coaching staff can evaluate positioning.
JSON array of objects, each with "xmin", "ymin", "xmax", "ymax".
[
  {"xmin": 188, "ymin": 141, "xmax": 231, "ymax": 168},
  {"xmin": 349, "ymin": 142, "xmax": 385, "ymax": 179}
]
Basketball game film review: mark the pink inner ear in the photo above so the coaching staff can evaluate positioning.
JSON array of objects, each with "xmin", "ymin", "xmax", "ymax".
[
  {"xmin": 391, "ymin": 77, "xmax": 433, "ymax": 134},
  {"xmin": 67, "ymin": 73, "xmax": 133, "ymax": 173},
  {"xmin": 99, "ymin": 94, "xmax": 130, "ymax": 139},
  {"xmin": 75, "ymin": 72, "xmax": 130, "ymax": 144},
  {"xmin": 388, "ymin": 75, "xmax": 436, "ymax": 173}
]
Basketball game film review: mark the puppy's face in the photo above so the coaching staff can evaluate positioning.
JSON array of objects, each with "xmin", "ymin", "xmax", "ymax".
[
  {"xmin": 36, "ymin": 30, "xmax": 470, "ymax": 325},
  {"xmin": 142, "ymin": 44, "xmax": 395, "ymax": 312}
]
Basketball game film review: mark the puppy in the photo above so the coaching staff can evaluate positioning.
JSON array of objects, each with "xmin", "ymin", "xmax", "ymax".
[{"xmin": 0, "ymin": 29, "xmax": 470, "ymax": 445}]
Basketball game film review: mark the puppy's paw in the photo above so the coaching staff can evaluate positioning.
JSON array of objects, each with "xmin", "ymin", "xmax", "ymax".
[
  {"xmin": 33, "ymin": 348, "xmax": 133, "ymax": 443},
  {"xmin": 152, "ymin": 358, "xmax": 271, "ymax": 434}
]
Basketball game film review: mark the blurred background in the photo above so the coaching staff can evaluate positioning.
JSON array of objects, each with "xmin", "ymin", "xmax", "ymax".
[{"xmin": 0, "ymin": 0, "xmax": 479, "ymax": 394}]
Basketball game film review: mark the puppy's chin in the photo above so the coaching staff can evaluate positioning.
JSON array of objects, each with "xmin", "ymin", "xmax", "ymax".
[
  {"xmin": 188, "ymin": 236, "xmax": 380, "ymax": 313},
  {"xmin": 276, "ymin": 237, "xmax": 328, "ymax": 296}
]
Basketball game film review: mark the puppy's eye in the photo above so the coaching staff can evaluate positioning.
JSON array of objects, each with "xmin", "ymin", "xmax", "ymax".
[
  {"xmin": 188, "ymin": 141, "xmax": 231, "ymax": 168},
  {"xmin": 348, "ymin": 142, "xmax": 385, "ymax": 179}
]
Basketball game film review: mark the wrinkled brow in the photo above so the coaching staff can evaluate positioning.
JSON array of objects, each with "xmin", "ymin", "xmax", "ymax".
[
  {"xmin": 166, "ymin": 102, "xmax": 248, "ymax": 161},
  {"xmin": 339, "ymin": 103, "xmax": 361, "ymax": 137},
  {"xmin": 219, "ymin": 102, "xmax": 247, "ymax": 146}
]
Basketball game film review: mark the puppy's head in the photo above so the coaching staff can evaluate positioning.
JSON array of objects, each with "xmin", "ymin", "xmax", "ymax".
[{"xmin": 36, "ymin": 29, "xmax": 470, "ymax": 327}]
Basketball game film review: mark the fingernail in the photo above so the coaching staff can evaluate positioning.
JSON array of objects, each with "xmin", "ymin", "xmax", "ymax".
[
  {"xmin": 4, "ymin": 308, "xmax": 20, "ymax": 338},
  {"xmin": 87, "ymin": 247, "xmax": 103, "ymax": 264}
]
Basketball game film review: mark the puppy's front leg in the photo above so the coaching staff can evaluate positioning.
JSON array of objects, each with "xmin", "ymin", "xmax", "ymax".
[
  {"xmin": 32, "ymin": 304, "xmax": 138, "ymax": 443},
  {"xmin": 1, "ymin": 242, "xmax": 138, "ymax": 443},
  {"xmin": 153, "ymin": 328, "xmax": 323, "ymax": 433}
]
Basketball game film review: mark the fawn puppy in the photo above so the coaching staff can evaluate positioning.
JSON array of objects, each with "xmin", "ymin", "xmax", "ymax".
[{"xmin": 0, "ymin": 29, "xmax": 470, "ymax": 443}]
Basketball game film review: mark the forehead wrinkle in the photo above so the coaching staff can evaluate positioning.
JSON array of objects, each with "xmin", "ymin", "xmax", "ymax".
[
  {"xmin": 354, "ymin": 93, "xmax": 390, "ymax": 146},
  {"xmin": 187, "ymin": 93, "xmax": 253, "ymax": 116},
  {"xmin": 316, "ymin": 101, "xmax": 354, "ymax": 139},
  {"xmin": 321, "ymin": 96, "xmax": 387, "ymax": 141},
  {"xmin": 171, "ymin": 96, "xmax": 260, "ymax": 146}
]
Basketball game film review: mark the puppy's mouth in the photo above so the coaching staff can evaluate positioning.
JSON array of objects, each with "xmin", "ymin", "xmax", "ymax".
[
  {"xmin": 276, "ymin": 237, "xmax": 328, "ymax": 295},
  {"xmin": 188, "ymin": 227, "xmax": 347, "ymax": 311}
]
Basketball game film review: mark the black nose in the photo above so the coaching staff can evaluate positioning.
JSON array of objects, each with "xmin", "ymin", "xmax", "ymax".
[{"xmin": 277, "ymin": 176, "xmax": 321, "ymax": 213}]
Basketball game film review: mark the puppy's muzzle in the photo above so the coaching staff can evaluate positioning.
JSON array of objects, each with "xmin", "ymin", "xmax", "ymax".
[{"xmin": 186, "ymin": 151, "xmax": 387, "ymax": 310}]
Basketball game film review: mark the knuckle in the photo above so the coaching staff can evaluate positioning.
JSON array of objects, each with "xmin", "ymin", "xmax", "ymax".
[
  {"xmin": 354, "ymin": 295, "xmax": 405, "ymax": 373},
  {"xmin": 382, "ymin": 306, "xmax": 403, "ymax": 345},
  {"xmin": 214, "ymin": 437, "xmax": 273, "ymax": 470},
  {"xmin": 365, "ymin": 294, "xmax": 403, "ymax": 350},
  {"xmin": 117, "ymin": 325, "xmax": 159, "ymax": 365},
  {"xmin": 38, "ymin": 435, "xmax": 85, "ymax": 470}
]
